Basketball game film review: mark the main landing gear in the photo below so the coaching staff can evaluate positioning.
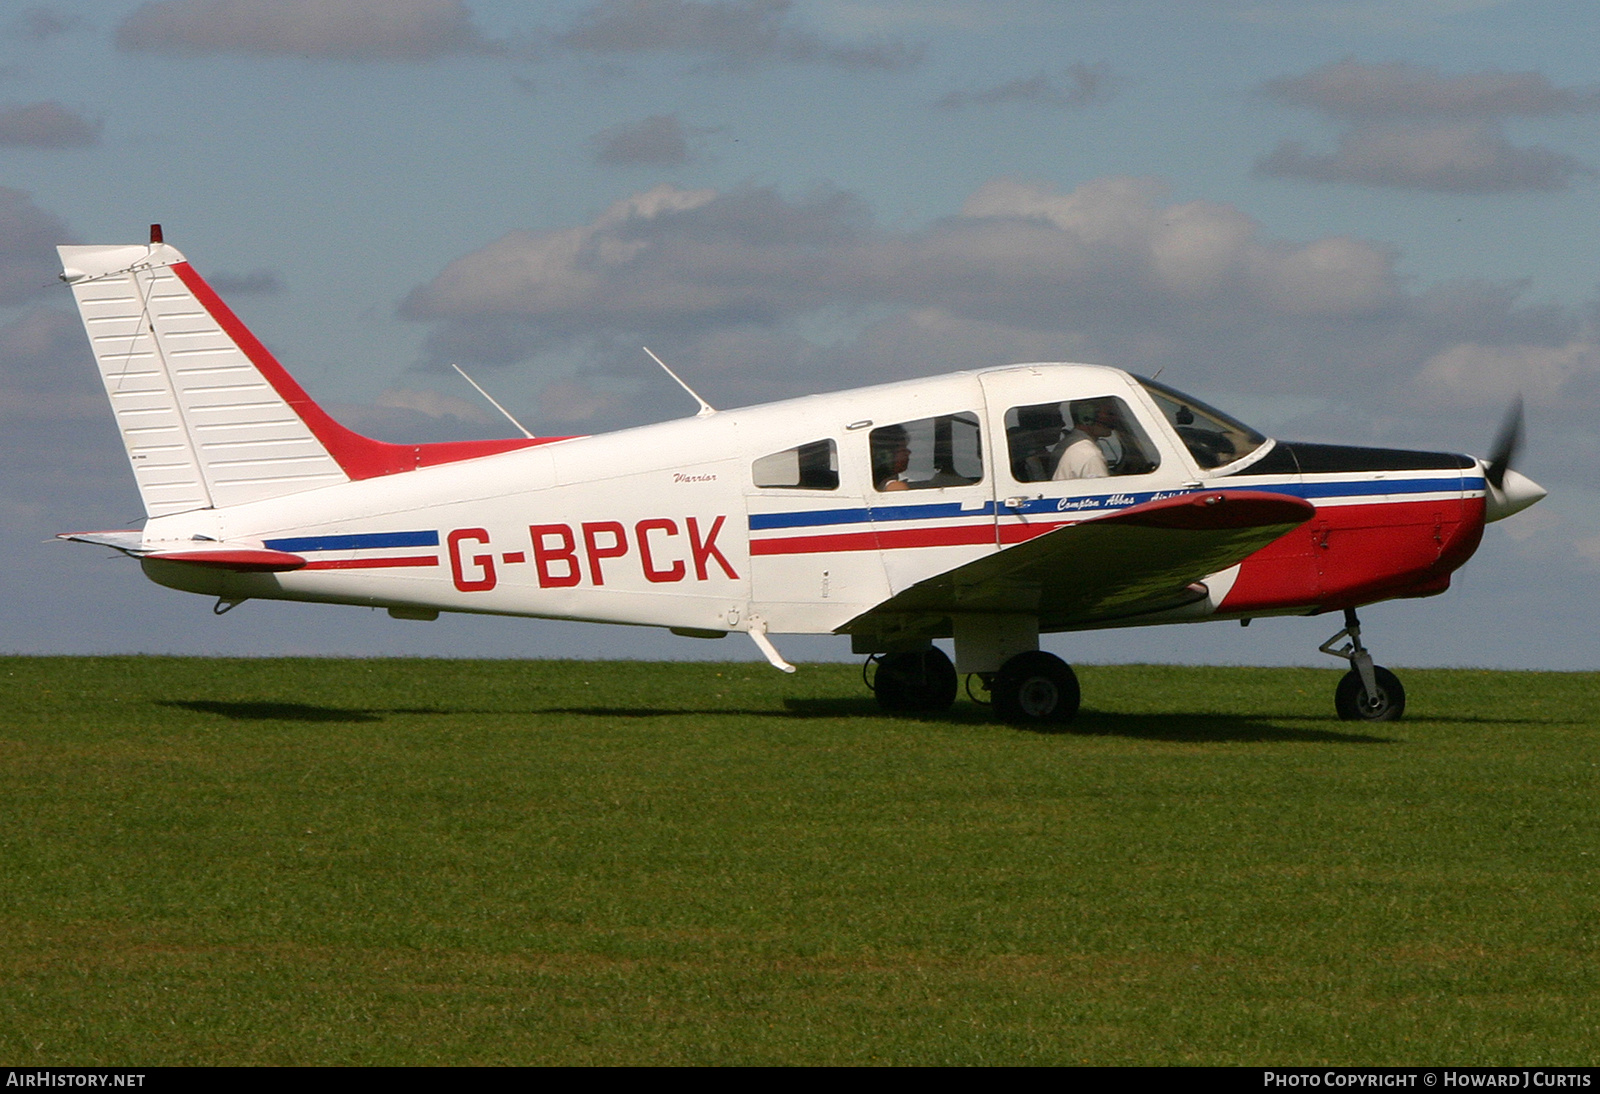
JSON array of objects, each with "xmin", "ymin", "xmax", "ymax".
[
  {"xmin": 866, "ymin": 648, "xmax": 958, "ymax": 714},
  {"xmin": 985, "ymin": 651, "xmax": 1080, "ymax": 727},
  {"xmin": 866, "ymin": 647, "xmax": 1080, "ymax": 726},
  {"xmin": 1319, "ymin": 608, "xmax": 1406, "ymax": 722}
]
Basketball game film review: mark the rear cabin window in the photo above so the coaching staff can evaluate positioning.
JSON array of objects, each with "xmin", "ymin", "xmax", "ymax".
[
  {"xmin": 752, "ymin": 438, "xmax": 839, "ymax": 490},
  {"xmin": 870, "ymin": 412, "xmax": 983, "ymax": 493},
  {"xmin": 1004, "ymin": 397, "xmax": 1160, "ymax": 482}
]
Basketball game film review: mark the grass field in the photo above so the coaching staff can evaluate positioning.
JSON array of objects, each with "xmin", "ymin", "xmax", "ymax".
[{"xmin": 1, "ymin": 656, "xmax": 1597, "ymax": 1065}]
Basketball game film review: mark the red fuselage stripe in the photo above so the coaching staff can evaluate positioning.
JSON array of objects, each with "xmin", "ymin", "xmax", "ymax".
[
  {"xmin": 752, "ymin": 523, "xmax": 997, "ymax": 555},
  {"xmin": 302, "ymin": 556, "xmax": 441, "ymax": 570},
  {"xmin": 752, "ymin": 496, "xmax": 1470, "ymax": 557}
]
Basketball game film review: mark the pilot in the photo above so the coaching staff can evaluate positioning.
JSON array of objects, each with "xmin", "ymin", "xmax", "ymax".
[
  {"xmin": 871, "ymin": 425, "xmax": 912, "ymax": 492},
  {"xmin": 1052, "ymin": 399, "xmax": 1119, "ymax": 480}
]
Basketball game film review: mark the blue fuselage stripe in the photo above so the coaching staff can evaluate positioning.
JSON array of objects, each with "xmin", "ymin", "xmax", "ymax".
[
  {"xmin": 1270, "ymin": 476, "xmax": 1470, "ymax": 500},
  {"xmin": 749, "ymin": 475, "xmax": 1476, "ymax": 531},
  {"xmin": 264, "ymin": 530, "xmax": 440, "ymax": 553},
  {"xmin": 749, "ymin": 503, "xmax": 987, "ymax": 529}
]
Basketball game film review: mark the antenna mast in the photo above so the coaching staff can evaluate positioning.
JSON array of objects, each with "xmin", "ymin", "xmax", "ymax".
[
  {"xmin": 643, "ymin": 346, "xmax": 715, "ymax": 417},
  {"xmin": 450, "ymin": 363, "xmax": 535, "ymax": 439}
]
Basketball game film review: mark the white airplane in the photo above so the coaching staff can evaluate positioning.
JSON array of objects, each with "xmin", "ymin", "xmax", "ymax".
[{"xmin": 55, "ymin": 230, "xmax": 1547, "ymax": 725}]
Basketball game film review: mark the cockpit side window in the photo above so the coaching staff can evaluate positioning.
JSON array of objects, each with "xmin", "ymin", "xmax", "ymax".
[
  {"xmin": 1134, "ymin": 376, "xmax": 1267, "ymax": 471},
  {"xmin": 1005, "ymin": 397, "xmax": 1160, "ymax": 482},
  {"xmin": 870, "ymin": 412, "xmax": 983, "ymax": 492},
  {"xmin": 752, "ymin": 438, "xmax": 839, "ymax": 490}
]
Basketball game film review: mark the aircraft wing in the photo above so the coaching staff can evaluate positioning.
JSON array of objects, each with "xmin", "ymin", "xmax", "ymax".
[{"xmin": 845, "ymin": 490, "xmax": 1314, "ymax": 633}]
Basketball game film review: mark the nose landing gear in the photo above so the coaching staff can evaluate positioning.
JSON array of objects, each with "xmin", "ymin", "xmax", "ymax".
[{"xmin": 1319, "ymin": 608, "xmax": 1406, "ymax": 722}]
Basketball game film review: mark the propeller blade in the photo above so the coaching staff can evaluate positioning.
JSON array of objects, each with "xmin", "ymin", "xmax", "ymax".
[{"xmin": 1484, "ymin": 396, "xmax": 1523, "ymax": 491}]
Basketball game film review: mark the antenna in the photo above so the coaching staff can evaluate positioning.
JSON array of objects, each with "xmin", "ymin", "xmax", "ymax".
[
  {"xmin": 643, "ymin": 346, "xmax": 715, "ymax": 417},
  {"xmin": 449, "ymin": 363, "xmax": 535, "ymax": 439}
]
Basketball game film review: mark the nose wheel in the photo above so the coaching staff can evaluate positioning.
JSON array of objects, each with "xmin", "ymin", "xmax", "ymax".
[{"xmin": 1320, "ymin": 609, "xmax": 1406, "ymax": 722}]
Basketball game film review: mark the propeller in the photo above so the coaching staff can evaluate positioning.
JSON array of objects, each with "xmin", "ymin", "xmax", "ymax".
[
  {"xmin": 1479, "ymin": 395, "xmax": 1546, "ymax": 523},
  {"xmin": 1484, "ymin": 396, "xmax": 1523, "ymax": 492}
]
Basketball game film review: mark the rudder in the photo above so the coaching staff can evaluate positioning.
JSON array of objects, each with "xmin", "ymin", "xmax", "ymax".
[{"xmin": 59, "ymin": 237, "xmax": 349, "ymax": 517}]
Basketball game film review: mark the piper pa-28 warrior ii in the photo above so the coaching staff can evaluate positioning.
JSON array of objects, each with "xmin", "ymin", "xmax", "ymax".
[{"xmin": 56, "ymin": 229, "xmax": 1547, "ymax": 725}]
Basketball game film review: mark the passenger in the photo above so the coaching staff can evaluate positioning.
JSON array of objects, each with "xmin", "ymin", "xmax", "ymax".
[
  {"xmin": 1008, "ymin": 404, "xmax": 1064, "ymax": 482},
  {"xmin": 796, "ymin": 440, "xmax": 838, "ymax": 490},
  {"xmin": 1052, "ymin": 399, "xmax": 1119, "ymax": 480},
  {"xmin": 871, "ymin": 425, "xmax": 912, "ymax": 492}
]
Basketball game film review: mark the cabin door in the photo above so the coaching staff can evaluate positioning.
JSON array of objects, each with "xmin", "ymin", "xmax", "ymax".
[
  {"xmin": 861, "ymin": 376, "xmax": 999, "ymax": 596},
  {"xmin": 978, "ymin": 366, "xmax": 1182, "ymax": 550}
]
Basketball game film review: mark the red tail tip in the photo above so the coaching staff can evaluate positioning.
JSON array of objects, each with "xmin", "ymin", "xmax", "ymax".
[{"xmin": 149, "ymin": 223, "xmax": 163, "ymax": 244}]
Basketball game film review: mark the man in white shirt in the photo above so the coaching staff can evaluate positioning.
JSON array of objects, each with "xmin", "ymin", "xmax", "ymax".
[{"xmin": 1052, "ymin": 399, "xmax": 1120, "ymax": 480}]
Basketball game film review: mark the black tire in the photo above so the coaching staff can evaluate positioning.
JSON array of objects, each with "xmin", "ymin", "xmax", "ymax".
[
  {"xmin": 991, "ymin": 651, "xmax": 1080, "ymax": 726},
  {"xmin": 872, "ymin": 648, "xmax": 958, "ymax": 714},
  {"xmin": 1334, "ymin": 666, "xmax": 1405, "ymax": 722}
]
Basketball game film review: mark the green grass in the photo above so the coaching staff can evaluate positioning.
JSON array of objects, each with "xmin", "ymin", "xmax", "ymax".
[{"xmin": 1, "ymin": 657, "xmax": 1597, "ymax": 1065}]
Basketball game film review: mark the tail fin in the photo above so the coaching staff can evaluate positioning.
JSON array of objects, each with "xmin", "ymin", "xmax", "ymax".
[{"xmin": 59, "ymin": 234, "xmax": 548, "ymax": 518}]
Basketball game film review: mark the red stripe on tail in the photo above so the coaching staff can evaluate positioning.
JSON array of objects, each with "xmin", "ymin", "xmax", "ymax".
[{"xmin": 171, "ymin": 262, "xmax": 570, "ymax": 480}]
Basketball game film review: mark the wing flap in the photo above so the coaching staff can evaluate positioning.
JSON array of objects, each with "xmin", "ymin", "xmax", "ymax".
[{"xmin": 846, "ymin": 490, "xmax": 1313, "ymax": 633}]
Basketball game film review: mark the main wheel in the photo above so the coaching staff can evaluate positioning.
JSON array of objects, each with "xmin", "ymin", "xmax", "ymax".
[
  {"xmin": 991, "ymin": 651, "xmax": 1080, "ymax": 726},
  {"xmin": 872, "ymin": 648, "xmax": 958, "ymax": 713},
  {"xmin": 1334, "ymin": 665, "xmax": 1405, "ymax": 722}
]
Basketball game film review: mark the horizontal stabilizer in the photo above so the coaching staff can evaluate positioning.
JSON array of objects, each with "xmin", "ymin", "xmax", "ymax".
[
  {"xmin": 847, "ymin": 490, "xmax": 1314, "ymax": 633},
  {"xmin": 56, "ymin": 529, "xmax": 146, "ymax": 554},
  {"xmin": 143, "ymin": 548, "xmax": 307, "ymax": 572},
  {"xmin": 58, "ymin": 530, "xmax": 306, "ymax": 571}
]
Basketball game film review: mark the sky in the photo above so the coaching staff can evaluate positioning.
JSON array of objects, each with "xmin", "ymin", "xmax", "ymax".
[{"xmin": 1, "ymin": 0, "xmax": 1597, "ymax": 672}]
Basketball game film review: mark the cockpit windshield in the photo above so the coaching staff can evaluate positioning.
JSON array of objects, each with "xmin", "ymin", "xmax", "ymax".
[{"xmin": 1134, "ymin": 376, "xmax": 1268, "ymax": 470}]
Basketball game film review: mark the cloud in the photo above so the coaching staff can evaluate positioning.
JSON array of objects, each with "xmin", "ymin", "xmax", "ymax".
[
  {"xmin": 405, "ymin": 177, "xmax": 1401, "ymax": 335},
  {"xmin": 0, "ymin": 187, "xmax": 74, "ymax": 306},
  {"xmin": 8, "ymin": 6, "xmax": 83, "ymax": 41},
  {"xmin": 375, "ymin": 386, "xmax": 492, "ymax": 422},
  {"xmin": 0, "ymin": 101, "xmax": 101, "ymax": 148},
  {"xmin": 207, "ymin": 268, "xmax": 284, "ymax": 296},
  {"xmin": 537, "ymin": 377, "xmax": 630, "ymax": 424},
  {"xmin": 390, "ymin": 175, "xmax": 1600, "ymax": 437},
  {"xmin": 326, "ymin": 387, "xmax": 515, "ymax": 445},
  {"xmin": 1263, "ymin": 59, "xmax": 1600, "ymax": 120},
  {"xmin": 1417, "ymin": 338, "xmax": 1600, "ymax": 408},
  {"xmin": 1256, "ymin": 121, "xmax": 1596, "ymax": 193},
  {"xmin": 1258, "ymin": 59, "xmax": 1600, "ymax": 193},
  {"xmin": 116, "ymin": 0, "xmax": 501, "ymax": 61},
  {"xmin": 0, "ymin": 306, "xmax": 105, "ymax": 418},
  {"xmin": 934, "ymin": 63, "xmax": 1110, "ymax": 111},
  {"xmin": 555, "ymin": 0, "xmax": 921, "ymax": 71},
  {"xmin": 593, "ymin": 113, "xmax": 709, "ymax": 167}
]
